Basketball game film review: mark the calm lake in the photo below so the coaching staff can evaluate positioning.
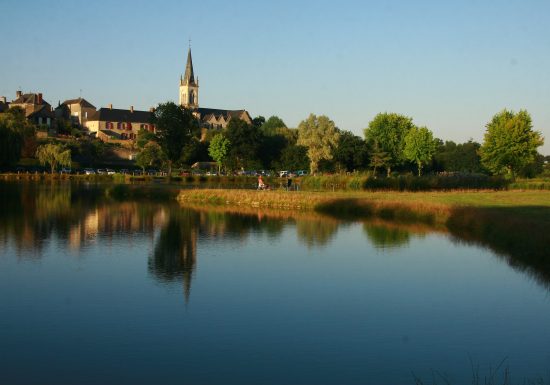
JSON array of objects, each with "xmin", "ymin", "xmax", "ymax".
[{"xmin": 1, "ymin": 182, "xmax": 549, "ymax": 385}]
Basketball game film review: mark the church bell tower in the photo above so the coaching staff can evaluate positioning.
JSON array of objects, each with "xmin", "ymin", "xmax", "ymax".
[{"xmin": 179, "ymin": 47, "xmax": 199, "ymax": 109}]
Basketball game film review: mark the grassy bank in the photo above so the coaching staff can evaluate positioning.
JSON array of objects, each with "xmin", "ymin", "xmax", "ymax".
[
  {"xmin": 176, "ymin": 189, "xmax": 550, "ymax": 222},
  {"xmin": 177, "ymin": 188, "xmax": 550, "ymax": 287}
]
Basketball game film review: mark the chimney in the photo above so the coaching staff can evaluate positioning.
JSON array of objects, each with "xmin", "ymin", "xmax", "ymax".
[
  {"xmin": 16, "ymin": 90, "xmax": 22, "ymax": 99},
  {"xmin": 149, "ymin": 107, "xmax": 155, "ymax": 113},
  {"xmin": 130, "ymin": 106, "xmax": 134, "ymax": 113},
  {"xmin": 37, "ymin": 93, "xmax": 43, "ymax": 104},
  {"xmin": 0, "ymin": 96, "xmax": 6, "ymax": 103},
  {"xmin": 108, "ymin": 103, "xmax": 112, "ymax": 110}
]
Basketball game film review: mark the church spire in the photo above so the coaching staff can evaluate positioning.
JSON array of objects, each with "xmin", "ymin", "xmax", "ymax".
[
  {"xmin": 183, "ymin": 47, "xmax": 196, "ymax": 86},
  {"xmin": 179, "ymin": 45, "xmax": 199, "ymax": 108}
]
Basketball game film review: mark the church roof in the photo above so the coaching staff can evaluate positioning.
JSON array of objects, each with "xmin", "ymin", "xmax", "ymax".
[
  {"xmin": 182, "ymin": 48, "xmax": 196, "ymax": 86},
  {"xmin": 197, "ymin": 107, "xmax": 249, "ymax": 119}
]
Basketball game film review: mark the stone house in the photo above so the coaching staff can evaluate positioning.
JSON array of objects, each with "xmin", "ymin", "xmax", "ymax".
[
  {"xmin": 86, "ymin": 105, "xmax": 155, "ymax": 141},
  {"xmin": 9, "ymin": 91, "xmax": 55, "ymax": 127},
  {"xmin": 55, "ymin": 98, "xmax": 97, "ymax": 128}
]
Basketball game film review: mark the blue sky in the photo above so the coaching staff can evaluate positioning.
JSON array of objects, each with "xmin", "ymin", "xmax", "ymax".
[{"xmin": 1, "ymin": 0, "xmax": 549, "ymax": 153}]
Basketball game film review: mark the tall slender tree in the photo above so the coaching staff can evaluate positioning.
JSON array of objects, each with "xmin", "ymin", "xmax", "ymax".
[{"xmin": 403, "ymin": 126, "xmax": 437, "ymax": 176}]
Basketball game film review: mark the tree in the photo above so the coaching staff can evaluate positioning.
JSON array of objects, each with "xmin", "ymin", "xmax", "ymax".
[
  {"xmin": 260, "ymin": 115, "xmax": 287, "ymax": 136},
  {"xmin": 0, "ymin": 107, "xmax": 38, "ymax": 165},
  {"xmin": 403, "ymin": 126, "xmax": 437, "ymax": 176},
  {"xmin": 369, "ymin": 140, "xmax": 391, "ymax": 176},
  {"xmin": 333, "ymin": 130, "xmax": 369, "ymax": 172},
  {"xmin": 36, "ymin": 143, "xmax": 71, "ymax": 173},
  {"xmin": 152, "ymin": 102, "xmax": 198, "ymax": 176},
  {"xmin": 433, "ymin": 140, "xmax": 484, "ymax": 173},
  {"xmin": 225, "ymin": 118, "xmax": 263, "ymax": 170},
  {"xmin": 364, "ymin": 112, "xmax": 414, "ymax": 176},
  {"xmin": 479, "ymin": 109, "xmax": 544, "ymax": 177},
  {"xmin": 297, "ymin": 114, "xmax": 339, "ymax": 174},
  {"xmin": 252, "ymin": 115, "xmax": 266, "ymax": 129},
  {"xmin": 0, "ymin": 117, "xmax": 23, "ymax": 167},
  {"xmin": 208, "ymin": 133, "xmax": 230, "ymax": 173},
  {"xmin": 135, "ymin": 142, "xmax": 165, "ymax": 172},
  {"xmin": 273, "ymin": 144, "xmax": 309, "ymax": 171},
  {"xmin": 181, "ymin": 138, "xmax": 210, "ymax": 166},
  {"xmin": 136, "ymin": 127, "xmax": 156, "ymax": 149}
]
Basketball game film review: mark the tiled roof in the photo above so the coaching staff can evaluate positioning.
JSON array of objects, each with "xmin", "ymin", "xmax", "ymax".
[
  {"xmin": 62, "ymin": 98, "xmax": 96, "ymax": 109},
  {"xmin": 88, "ymin": 107, "xmax": 152, "ymax": 123},
  {"xmin": 11, "ymin": 93, "xmax": 50, "ymax": 108}
]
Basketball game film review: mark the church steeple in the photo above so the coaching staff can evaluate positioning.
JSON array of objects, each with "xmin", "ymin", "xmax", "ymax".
[
  {"xmin": 179, "ymin": 46, "xmax": 199, "ymax": 108},
  {"xmin": 182, "ymin": 48, "xmax": 196, "ymax": 86}
]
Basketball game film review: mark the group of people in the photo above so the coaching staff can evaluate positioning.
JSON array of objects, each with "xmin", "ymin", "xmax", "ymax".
[{"xmin": 258, "ymin": 175, "xmax": 293, "ymax": 190}]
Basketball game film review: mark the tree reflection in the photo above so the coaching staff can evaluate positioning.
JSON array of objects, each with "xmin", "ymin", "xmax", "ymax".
[
  {"xmin": 363, "ymin": 223, "xmax": 411, "ymax": 250},
  {"xmin": 149, "ymin": 209, "xmax": 199, "ymax": 302},
  {"xmin": 296, "ymin": 219, "xmax": 339, "ymax": 248}
]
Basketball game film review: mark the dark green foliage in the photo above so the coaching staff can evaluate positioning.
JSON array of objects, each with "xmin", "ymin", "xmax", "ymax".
[
  {"xmin": 517, "ymin": 153, "xmax": 545, "ymax": 178},
  {"xmin": 273, "ymin": 144, "xmax": 309, "ymax": 170},
  {"xmin": 136, "ymin": 127, "xmax": 156, "ymax": 149},
  {"xmin": 260, "ymin": 133, "xmax": 288, "ymax": 169},
  {"xmin": 0, "ymin": 121, "xmax": 22, "ymax": 167},
  {"xmin": 225, "ymin": 118, "xmax": 264, "ymax": 170},
  {"xmin": 260, "ymin": 115, "xmax": 287, "ymax": 136},
  {"xmin": 181, "ymin": 138, "xmax": 211, "ymax": 166},
  {"xmin": 252, "ymin": 115, "xmax": 266, "ymax": 129},
  {"xmin": 70, "ymin": 139, "xmax": 107, "ymax": 167},
  {"xmin": 332, "ymin": 130, "xmax": 369, "ymax": 172},
  {"xmin": 364, "ymin": 112, "xmax": 415, "ymax": 176},
  {"xmin": 434, "ymin": 140, "xmax": 484, "ymax": 173},
  {"xmin": 362, "ymin": 174, "xmax": 508, "ymax": 191},
  {"xmin": 152, "ymin": 102, "xmax": 199, "ymax": 175},
  {"xmin": 300, "ymin": 173, "xmax": 508, "ymax": 191}
]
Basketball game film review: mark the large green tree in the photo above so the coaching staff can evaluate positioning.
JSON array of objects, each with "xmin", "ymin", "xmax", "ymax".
[
  {"xmin": 152, "ymin": 102, "xmax": 198, "ymax": 176},
  {"xmin": 225, "ymin": 118, "xmax": 263, "ymax": 170},
  {"xmin": 364, "ymin": 113, "xmax": 414, "ymax": 176},
  {"xmin": 36, "ymin": 143, "xmax": 71, "ymax": 173},
  {"xmin": 479, "ymin": 109, "xmax": 543, "ymax": 177},
  {"xmin": 208, "ymin": 133, "xmax": 231, "ymax": 173},
  {"xmin": 403, "ymin": 126, "xmax": 437, "ymax": 176},
  {"xmin": 297, "ymin": 114, "xmax": 339, "ymax": 174}
]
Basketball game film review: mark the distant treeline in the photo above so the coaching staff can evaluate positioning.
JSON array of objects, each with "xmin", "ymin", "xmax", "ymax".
[{"xmin": 1, "ymin": 103, "xmax": 547, "ymax": 180}]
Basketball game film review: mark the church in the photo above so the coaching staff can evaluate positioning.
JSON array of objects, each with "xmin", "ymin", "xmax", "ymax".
[{"xmin": 179, "ymin": 48, "xmax": 252, "ymax": 129}]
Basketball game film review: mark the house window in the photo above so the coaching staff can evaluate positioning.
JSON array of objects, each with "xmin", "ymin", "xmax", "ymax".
[{"xmin": 126, "ymin": 122, "xmax": 132, "ymax": 131}]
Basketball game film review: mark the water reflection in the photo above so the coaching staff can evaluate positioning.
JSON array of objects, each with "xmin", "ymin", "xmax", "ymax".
[
  {"xmin": 363, "ymin": 223, "xmax": 411, "ymax": 250},
  {"xmin": 2, "ymin": 182, "xmax": 550, "ymax": 295},
  {"xmin": 149, "ymin": 210, "xmax": 198, "ymax": 302}
]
